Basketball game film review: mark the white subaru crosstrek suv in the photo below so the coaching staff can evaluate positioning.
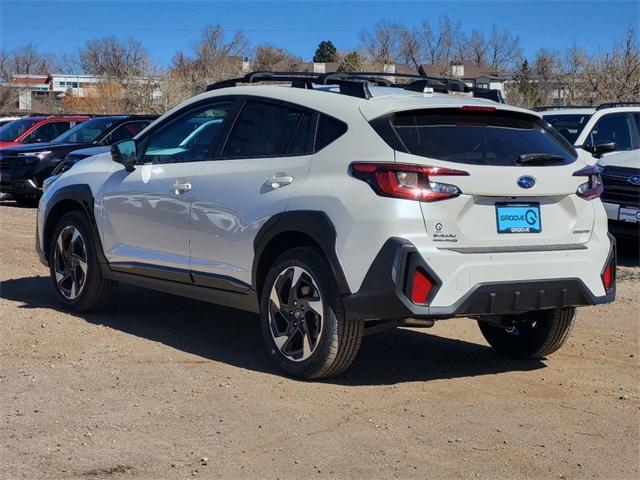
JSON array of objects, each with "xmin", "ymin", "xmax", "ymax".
[
  {"xmin": 37, "ymin": 72, "xmax": 616, "ymax": 379},
  {"xmin": 542, "ymin": 103, "xmax": 640, "ymax": 238}
]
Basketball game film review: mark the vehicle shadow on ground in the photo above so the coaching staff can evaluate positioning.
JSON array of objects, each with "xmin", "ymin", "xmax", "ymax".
[
  {"xmin": 617, "ymin": 238, "xmax": 639, "ymax": 268},
  {"xmin": 0, "ymin": 199, "xmax": 34, "ymax": 209},
  {"xmin": 1, "ymin": 275, "xmax": 546, "ymax": 385}
]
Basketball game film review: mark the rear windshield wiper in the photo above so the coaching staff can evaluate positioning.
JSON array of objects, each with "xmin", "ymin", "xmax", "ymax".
[{"xmin": 516, "ymin": 153, "xmax": 566, "ymax": 166}]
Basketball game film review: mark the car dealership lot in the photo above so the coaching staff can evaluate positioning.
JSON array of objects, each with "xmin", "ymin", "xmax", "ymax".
[{"xmin": 1, "ymin": 202, "xmax": 638, "ymax": 480}]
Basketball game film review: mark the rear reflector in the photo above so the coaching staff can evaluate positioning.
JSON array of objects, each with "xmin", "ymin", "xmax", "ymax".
[
  {"xmin": 601, "ymin": 261, "xmax": 615, "ymax": 294},
  {"xmin": 411, "ymin": 268, "xmax": 433, "ymax": 304}
]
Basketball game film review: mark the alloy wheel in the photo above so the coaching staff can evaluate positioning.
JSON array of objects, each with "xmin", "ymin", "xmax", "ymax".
[
  {"xmin": 268, "ymin": 266, "xmax": 324, "ymax": 362},
  {"xmin": 53, "ymin": 226, "xmax": 88, "ymax": 300}
]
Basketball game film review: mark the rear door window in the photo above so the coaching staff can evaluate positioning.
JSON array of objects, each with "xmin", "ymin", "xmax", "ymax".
[
  {"xmin": 23, "ymin": 121, "xmax": 71, "ymax": 143},
  {"xmin": 222, "ymin": 100, "xmax": 313, "ymax": 158},
  {"xmin": 385, "ymin": 109, "xmax": 576, "ymax": 166}
]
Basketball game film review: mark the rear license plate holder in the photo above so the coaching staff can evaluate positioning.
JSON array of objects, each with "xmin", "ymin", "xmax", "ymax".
[{"xmin": 496, "ymin": 203, "xmax": 541, "ymax": 234}]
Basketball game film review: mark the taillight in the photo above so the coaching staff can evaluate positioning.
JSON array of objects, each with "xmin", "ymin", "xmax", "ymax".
[
  {"xmin": 350, "ymin": 162, "xmax": 469, "ymax": 202},
  {"xmin": 601, "ymin": 254, "xmax": 615, "ymax": 294},
  {"xmin": 411, "ymin": 268, "xmax": 433, "ymax": 304},
  {"xmin": 573, "ymin": 165, "xmax": 603, "ymax": 200}
]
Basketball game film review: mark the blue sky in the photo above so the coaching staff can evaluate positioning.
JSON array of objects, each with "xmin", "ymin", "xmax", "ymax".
[{"xmin": 0, "ymin": 0, "xmax": 637, "ymax": 66}]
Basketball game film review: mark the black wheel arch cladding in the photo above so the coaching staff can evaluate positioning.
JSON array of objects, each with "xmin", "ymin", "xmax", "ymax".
[{"xmin": 252, "ymin": 211, "xmax": 351, "ymax": 296}]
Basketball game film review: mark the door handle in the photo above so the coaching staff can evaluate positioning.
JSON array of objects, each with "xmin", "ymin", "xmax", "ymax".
[
  {"xmin": 170, "ymin": 181, "xmax": 192, "ymax": 195},
  {"xmin": 264, "ymin": 173, "xmax": 294, "ymax": 189}
]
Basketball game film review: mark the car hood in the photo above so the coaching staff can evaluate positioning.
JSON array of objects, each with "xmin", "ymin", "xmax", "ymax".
[
  {"xmin": 66, "ymin": 145, "xmax": 110, "ymax": 159},
  {"xmin": 597, "ymin": 150, "xmax": 640, "ymax": 169},
  {"xmin": 0, "ymin": 142, "xmax": 94, "ymax": 157}
]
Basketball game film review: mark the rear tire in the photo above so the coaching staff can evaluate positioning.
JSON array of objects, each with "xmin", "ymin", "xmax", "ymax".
[
  {"xmin": 478, "ymin": 307, "xmax": 576, "ymax": 359},
  {"xmin": 260, "ymin": 247, "xmax": 364, "ymax": 379},
  {"xmin": 49, "ymin": 211, "xmax": 118, "ymax": 313}
]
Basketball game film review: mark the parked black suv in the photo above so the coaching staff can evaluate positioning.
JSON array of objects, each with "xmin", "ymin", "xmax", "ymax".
[{"xmin": 0, "ymin": 115, "xmax": 156, "ymax": 206}]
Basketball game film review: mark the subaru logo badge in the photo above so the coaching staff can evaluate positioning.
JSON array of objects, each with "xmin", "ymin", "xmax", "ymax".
[
  {"xmin": 628, "ymin": 175, "xmax": 640, "ymax": 186},
  {"xmin": 517, "ymin": 176, "xmax": 536, "ymax": 189}
]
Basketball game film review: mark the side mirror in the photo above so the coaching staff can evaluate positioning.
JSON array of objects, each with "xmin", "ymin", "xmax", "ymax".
[
  {"xmin": 592, "ymin": 141, "xmax": 617, "ymax": 157},
  {"xmin": 111, "ymin": 139, "xmax": 137, "ymax": 171},
  {"xmin": 581, "ymin": 141, "xmax": 617, "ymax": 158}
]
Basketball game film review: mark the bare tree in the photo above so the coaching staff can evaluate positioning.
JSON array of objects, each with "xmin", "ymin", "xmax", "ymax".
[
  {"xmin": 160, "ymin": 25, "xmax": 248, "ymax": 109},
  {"xmin": 422, "ymin": 16, "xmax": 464, "ymax": 67},
  {"xmin": 252, "ymin": 44, "xmax": 303, "ymax": 71},
  {"xmin": 581, "ymin": 26, "xmax": 640, "ymax": 103},
  {"xmin": 78, "ymin": 36, "xmax": 153, "ymax": 79},
  {"xmin": 0, "ymin": 85, "xmax": 15, "ymax": 112},
  {"xmin": 0, "ymin": 43, "xmax": 55, "ymax": 81},
  {"xmin": 77, "ymin": 36, "xmax": 160, "ymax": 113},
  {"xmin": 487, "ymin": 25, "xmax": 522, "ymax": 70},
  {"xmin": 533, "ymin": 48, "xmax": 562, "ymax": 106},
  {"xmin": 359, "ymin": 21, "xmax": 403, "ymax": 64},
  {"xmin": 561, "ymin": 46, "xmax": 589, "ymax": 105},
  {"xmin": 468, "ymin": 30, "xmax": 488, "ymax": 67}
]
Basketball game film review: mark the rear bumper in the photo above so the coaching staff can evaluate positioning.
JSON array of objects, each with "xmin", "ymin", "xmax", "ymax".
[{"xmin": 344, "ymin": 237, "xmax": 615, "ymax": 321}]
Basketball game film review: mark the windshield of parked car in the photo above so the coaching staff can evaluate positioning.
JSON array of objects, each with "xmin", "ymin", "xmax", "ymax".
[
  {"xmin": 0, "ymin": 118, "xmax": 40, "ymax": 141},
  {"xmin": 389, "ymin": 109, "xmax": 577, "ymax": 166},
  {"xmin": 53, "ymin": 117, "xmax": 122, "ymax": 143},
  {"xmin": 543, "ymin": 114, "xmax": 592, "ymax": 144}
]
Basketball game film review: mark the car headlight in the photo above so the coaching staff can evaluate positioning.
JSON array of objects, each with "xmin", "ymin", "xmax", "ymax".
[{"xmin": 18, "ymin": 151, "xmax": 52, "ymax": 163}]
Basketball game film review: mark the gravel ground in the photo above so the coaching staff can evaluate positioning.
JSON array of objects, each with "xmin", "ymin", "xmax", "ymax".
[{"xmin": 1, "ymin": 201, "xmax": 638, "ymax": 480}]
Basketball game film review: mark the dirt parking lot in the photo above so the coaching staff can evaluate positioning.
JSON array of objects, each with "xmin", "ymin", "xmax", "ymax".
[{"xmin": 0, "ymin": 202, "xmax": 638, "ymax": 480}]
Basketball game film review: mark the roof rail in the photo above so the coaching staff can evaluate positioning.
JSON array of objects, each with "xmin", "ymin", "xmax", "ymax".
[
  {"xmin": 532, "ymin": 105, "xmax": 594, "ymax": 112},
  {"xmin": 596, "ymin": 101, "xmax": 640, "ymax": 110},
  {"xmin": 206, "ymin": 70, "xmax": 505, "ymax": 102}
]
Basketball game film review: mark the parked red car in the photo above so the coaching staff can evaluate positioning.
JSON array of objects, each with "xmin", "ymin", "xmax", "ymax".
[{"xmin": 0, "ymin": 115, "xmax": 89, "ymax": 148}]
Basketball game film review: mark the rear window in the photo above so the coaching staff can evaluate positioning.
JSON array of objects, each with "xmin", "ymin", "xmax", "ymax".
[
  {"xmin": 543, "ymin": 113, "xmax": 592, "ymax": 144},
  {"xmin": 384, "ymin": 109, "xmax": 577, "ymax": 166}
]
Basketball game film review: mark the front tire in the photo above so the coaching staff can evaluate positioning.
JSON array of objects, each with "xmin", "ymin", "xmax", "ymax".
[
  {"xmin": 478, "ymin": 307, "xmax": 576, "ymax": 359},
  {"xmin": 260, "ymin": 247, "xmax": 364, "ymax": 379},
  {"xmin": 49, "ymin": 211, "xmax": 118, "ymax": 312}
]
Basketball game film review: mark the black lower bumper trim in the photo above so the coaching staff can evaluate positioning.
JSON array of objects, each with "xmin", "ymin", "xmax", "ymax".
[
  {"xmin": 0, "ymin": 179, "xmax": 40, "ymax": 195},
  {"xmin": 344, "ymin": 237, "xmax": 615, "ymax": 321}
]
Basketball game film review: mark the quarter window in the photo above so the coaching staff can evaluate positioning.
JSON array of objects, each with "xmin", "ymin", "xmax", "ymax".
[
  {"xmin": 315, "ymin": 114, "xmax": 348, "ymax": 151},
  {"xmin": 586, "ymin": 113, "xmax": 634, "ymax": 151},
  {"xmin": 143, "ymin": 102, "xmax": 232, "ymax": 164},
  {"xmin": 222, "ymin": 100, "xmax": 313, "ymax": 158}
]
